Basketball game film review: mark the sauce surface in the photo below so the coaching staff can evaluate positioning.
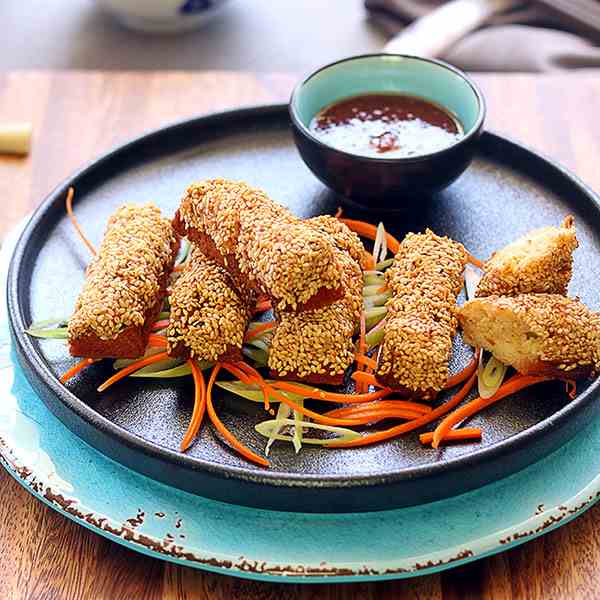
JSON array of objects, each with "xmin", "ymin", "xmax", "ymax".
[{"xmin": 309, "ymin": 93, "xmax": 463, "ymax": 158}]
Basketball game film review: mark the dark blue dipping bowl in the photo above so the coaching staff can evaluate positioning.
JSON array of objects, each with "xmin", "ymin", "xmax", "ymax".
[{"xmin": 289, "ymin": 54, "xmax": 486, "ymax": 210}]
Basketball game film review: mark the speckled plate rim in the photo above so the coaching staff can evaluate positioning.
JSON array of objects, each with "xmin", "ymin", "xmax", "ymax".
[
  {"xmin": 6, "ymin": 104, "xmax": 600, "ymax": 507},
  {"xmin": 3, "ymin": 222, "xmax": 600, "ymax": 584}
]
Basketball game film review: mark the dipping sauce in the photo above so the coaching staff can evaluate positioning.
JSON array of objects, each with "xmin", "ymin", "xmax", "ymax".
[{"xmin": 309, "ymin": 93, "xmax": 463, "ymax": 158}]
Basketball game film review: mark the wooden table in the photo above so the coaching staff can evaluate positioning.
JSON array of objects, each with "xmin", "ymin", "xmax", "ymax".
[{"xmin": 1, "ymin": 71, "xmax": 600, "ymax": 599}]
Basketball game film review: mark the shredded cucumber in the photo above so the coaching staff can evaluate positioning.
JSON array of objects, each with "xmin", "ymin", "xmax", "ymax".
[
  {"xmin": 374, "ymin": 258, "xmax": 394, "ymax": 271},
  {"xmin": 265, "ymin": 403, "xmax": 291, "ymax": 455},
  {"xmin": 366, "ymin": 325, "xmax": 386, "ymax": 349},
  {"xmin": 363, "ymin": 272, "xmax": 385, "ymax": 286},
  {"xmin": 363, "ymin": 284, "xmax": 385, "ymax": 297},
  {"xmin": 28, "ymin": 317, "xmax": 69, "ymax": 329},
  {"xmin": 242, "ymin": 345, "xmax": 268, "ymax": 366},
  {"xmin": 478, "ymin": 354, "xmax": 508, "ymax": 398},
  {"xmin": 292, "ymin": 399, "xmax": 304, "ymax": 453},
  {"xmin": 256, "ymin": 418, "xmax": 361, "ymax": 446},
  {"xmin": 364, "ymin": 290, "xmax": 391, "ymax": 308},
  {"xmin": 26, "ymin": 327, "xmax": 69, "ymax": 339},
  {"xmin": 215, "ymin": 380, "xmax": 305, "ymax": 404}
]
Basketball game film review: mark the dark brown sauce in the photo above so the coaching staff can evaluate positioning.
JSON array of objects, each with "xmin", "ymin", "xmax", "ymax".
[{"xmin": 309, "ymin": 93, "xmax": 463, "ymax": 158}]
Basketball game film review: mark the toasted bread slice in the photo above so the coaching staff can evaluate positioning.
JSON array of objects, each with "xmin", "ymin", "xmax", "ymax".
[
  {"xmin": 476, "ymin": 216, "xmax": 577, "ymax": 297},
  {"xmin": 458, "ymin": 294, "xmax": 600, "ymax": 379}
]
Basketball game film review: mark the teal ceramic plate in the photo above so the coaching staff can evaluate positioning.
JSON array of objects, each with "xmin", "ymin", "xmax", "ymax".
[{"xmin": 2, "ymin": 224, "xmax": 600, "ymax": 583}]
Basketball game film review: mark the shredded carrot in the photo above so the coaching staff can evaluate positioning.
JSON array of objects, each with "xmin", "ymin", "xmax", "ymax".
[
  {"xmin": 65, "ymin": 187, "xmax": 96, "ymax": 257},
  {"xmin": 376, "ymin": 285, "xmax": 387, "ymax": 294},
  {"xmin": 467, "ymin": 253, "xmax": 484, "ymax": 269},
  {"xmin": 355, "ymin": 354, "xmax": 377, "ymax": 370},
  {"xmin": 334, "ymin": 206, "xmax": 343, "ymax": 218},
  {"xmin": 206, "ymin": 364, "xmax": 269, "ymax": 467},
  {"xmin": 269, "ymin": 380, "xmax": 392, "ymax": 404},
  {"xmin": 262, "ymin": 384, "xmax": 374, "ymax": 427},
  {"xmin": 443, "ymin": 352, "xmax": 479, "ymax": 389},
  {"xmin": 233, "ymin": 361, "xmax": 271, "ymax": 411},
  {"xmin": 244, "ymin": 321, "xmax": 276, "ymax": 342},
  {"xmin": 151, "ymin": 319, "xmax": 170, "ymax": 331},
  {"xmin": 339, "ymin": 218, "xmax": 401, "ymax": 254},
  {"xmin": 419, "ymin": 428, "xmax": 481, "ymax": 445},
  {"xmin": 219, "ymin": 362, "xmax": 254, "ymax": 386},
  {"xmin": 431, "ymin": 374, "xmax": 553, "ymax": 448},
  {"xmin": 351, "ymin": 371, "xmax": 385, "ymax": 388},
  {"xmin": 60, "ymin": 357, "xmax": 95, "ymax": 383},
  {"xmin": 173, "ymin": 263, "xmax": 185, "ymax": 272},
  {"xmin": 321, "ymin": 409, "xmax": 423, "ymax": 425},
  {"xmin": 325, "ymin": 400, "xmax": 432, "ymax": 418},
  {"xmin": 180, "ymin": 360, "xmax": 207, "ymax": 451},
  {"xmin": 253, "ymin": 299, "xmax": 272, "ymax": 314},
  {"xmin": 327, "ymin": 368, "xmax": 478, "ymax": 448},
  {"xmin": 565, "ymin": 379, "xmax": 577, "ymax": 400},
  {"xmin": 147, "ymin": 334, "xmax": 168, "ymax": 348},
  {"xmin": 364, "ymin": 255, "xmax": 375, "ymax": 270},
  {"xmin": 97, "ymin": 351, "xmax": 169, "ymax": 392}
]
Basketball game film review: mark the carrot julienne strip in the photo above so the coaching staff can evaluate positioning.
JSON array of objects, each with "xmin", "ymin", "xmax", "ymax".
[
  {"xmin": 219, "ymin": 362, "xmax": 254, "ymax": 386},
  {"xmin": 180, "ymin": 359, "xmax": 207, "ymax": 451},
  {"xmin": 253, "ymin": 299, "xmax": 272, "ymax": 314},
  {"xmin": 357, "ymin": 311, "xmax": 367, "ymax": 393},
  {"xmin": 244, "ymin": 321, "xmax": 276, "ymax": 342},
  {"xmin": 269, "ymin": 381, "xmax": 392, "ymax": 404},
  {"xmin": 317, "ymin": 409, "xmax": 422, "ymax": 425},
  {"xmin": 97, "ymin": 351, "xmax": 169, "ymax": 392},
  {"xmin": 339, "ymin": 218, "xmax": 401, "ymax": 254},
  {"xmin": 326, "ymin": 369, "xmax": 478, "ymax": 448},
  {"xmin": 419, "ymin": 428, "xmax": 481, "ymax": 445},
  {"xmin": 443, "ymin": 352, "xmax": 479, "ymax": 389},
  {"xmin": 351, "ymin": 371, "xmax": 385, "ymax": 389},
  {"xmin": 60, "ymin": 357, "xmax": 95, "ymax": 383},
  {"xmin": 233, "ymin": 361, "xmax": 271, "ymax": 410},
  {"xmin": 431, "ymin": 374, "xmax": 553, "ymax": 448},
  {"xmin": 355, "ymin": 354, "xmax": 377, "ymax": 370},
  {"xmin": 334, "ymin": 206, "xmax": 343, "ymax": 218},
  {"xmin": 207, "ymin": 364, "xmax": 269, "ymax": 467},
  {"xmin": 325, "ymin": 400, "xmax": 432, "ymax": 418},
  {"xmin": 65, "ymin": 187, "xmax": 96, "ymax": 257},
  {"xmin": 467, "ymin": 253, "xmax": 484, "ymax": 269},
  {"xmin": 147, "ymin": 334, "xmax": 168, "ymax": 347}
]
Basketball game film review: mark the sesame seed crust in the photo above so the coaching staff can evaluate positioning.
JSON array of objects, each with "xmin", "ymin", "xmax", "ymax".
[
  {"xmin": 268, "ymin": 250, "xmax": 362, "ymax": 381},
  {"xmin": 476, "ymin": 216, "xmax": 578, "ymax": 297},
  {"xmin": 376, "ymin": 229, "xmax": 468, "ymax": 393},
  {"xmin": 68, "ymin": 204, "xmax": 178, "ymax": 343},
  {"xmin": 305, "ymin": 215, "xmax": 370, "ymax": 269},
  {"xmin": 175, "ymin": 180, "xmax": 344, "ymax": 311},
  {"xmin": 167, "ymin": 248, "xmax": 250, "ymax": 363},
  {"xmin": 459, "ymin": 294, "xmax": 600, "ymax": 378}
]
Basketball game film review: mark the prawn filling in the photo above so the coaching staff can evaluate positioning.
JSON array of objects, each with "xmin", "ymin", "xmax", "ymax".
[{"xmin": 458, "ymin": 294, "xmax": 600, "ymax": 379}]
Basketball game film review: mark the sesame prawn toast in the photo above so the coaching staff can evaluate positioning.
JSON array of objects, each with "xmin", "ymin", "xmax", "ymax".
[
  {"xmin": 68, "ymin": 205, "xmax": 179, "ymax": 359},
  {"xmin": 167, "ymin": 248, "xmax": 251, "ymax": 363},
  {"xmin": 268, "ymin": 250, "xmax": 363, "ymax": 384},
  {"xmin": 458, "ymin": 294, "xmax": 600, "ymax": 379},
  {"xmin": 173, "ymin": 179, "xmax": 345, "ymax": 312},
  {"xmin": 476, "ymin": 216, "xmax": 578, "ymax": 297},
  {"xmin": 376, "ymin": 230, "xmax": 468, "ymax": 394}
]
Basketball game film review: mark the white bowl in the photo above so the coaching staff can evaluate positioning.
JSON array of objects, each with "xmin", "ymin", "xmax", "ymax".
[{"xmin": 95, "ymin": 0, "xmax": 230, "ymax": 33}]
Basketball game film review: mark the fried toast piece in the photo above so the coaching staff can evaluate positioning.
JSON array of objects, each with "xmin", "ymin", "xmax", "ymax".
[
  {"xmin": 376, "ymin": 230, "xmax": 468, "ymax": 393},
  {"xmin": 458, "ymin": 294, "xmax": 600, "ymax": 379},
  {"xmin": 68, "ymin": 205, "xmax": 179, "ymax": 359},
  {"xmin": 476, "ymin": 216, "xmax": 578, "ymax": 297}
]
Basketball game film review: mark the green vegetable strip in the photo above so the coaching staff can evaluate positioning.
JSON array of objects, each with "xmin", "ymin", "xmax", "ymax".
[
  {"xmin": 265, "ymin": 403, "xmax": 291, "ymax": 455},
  {"xmin": 130, "ymin": 362, "xmax": 194, "ymax": 379},
  {"xmin": 255, "ymin": 419, "xmax": 361, "ymax": 445},
  {"xmin": 25, "ymin": 327, "xmax": 69, "ymax": 339},
  {"xmin": 363, "ymin": 290, "xmax": 392, "ymax": 308},
  {"xmin": 374, "ymin": 258, "xmax": 394, "ymax": 271}
]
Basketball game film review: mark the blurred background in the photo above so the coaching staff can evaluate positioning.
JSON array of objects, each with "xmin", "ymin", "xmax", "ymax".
[
  {"xmin": 4, "ymin": 0, "xmax": 600, "ymax": 73},
  {"xmin": 3, "ymin": 1, "xmax": 384, "ymax": 72}
]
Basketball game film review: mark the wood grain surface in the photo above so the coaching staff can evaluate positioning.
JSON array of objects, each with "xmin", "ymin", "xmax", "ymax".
[{"xmin": 1, "ymin": 71, "xmax": 600, "ymax": 599}]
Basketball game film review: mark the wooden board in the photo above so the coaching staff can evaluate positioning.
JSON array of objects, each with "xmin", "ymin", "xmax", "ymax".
[{"xmin": 1, "ymin": 71, "xmax": 600, "ymax": 599}]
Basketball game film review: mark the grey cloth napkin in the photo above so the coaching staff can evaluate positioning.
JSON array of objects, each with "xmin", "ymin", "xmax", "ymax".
[{"xmin": 366, "ymin": 0, "xmax": 600, "ymax": 71}]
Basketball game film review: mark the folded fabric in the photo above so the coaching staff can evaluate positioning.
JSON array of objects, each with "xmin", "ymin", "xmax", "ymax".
[{"xmin": 366, "ymin": 0, "xmax": 600, "ymax": 71}]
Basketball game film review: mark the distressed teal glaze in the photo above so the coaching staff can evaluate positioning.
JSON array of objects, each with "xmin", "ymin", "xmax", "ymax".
[{"xmin": 2, "ymin": 224, "xmax": 600, "ymax": 583}]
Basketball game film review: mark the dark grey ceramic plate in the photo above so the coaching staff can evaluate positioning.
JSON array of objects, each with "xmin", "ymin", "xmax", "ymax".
[{"xmin": 7, "ymin": 105, "xmax": 600, "ymax": 513}]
